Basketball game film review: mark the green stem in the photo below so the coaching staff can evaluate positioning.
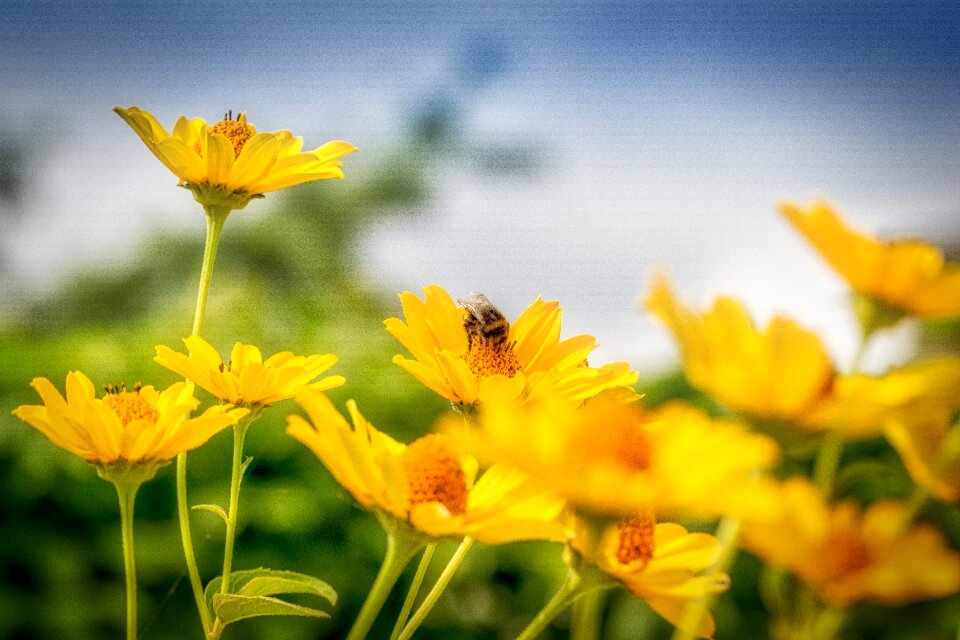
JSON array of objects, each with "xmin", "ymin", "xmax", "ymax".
[
  {"xmin": 219, "ymin": 421, "xmax": 250, "ymax": 596},
  {"xmin": 389, "ymin": 544, "xmax": 437, "ymax": 640},
  {"xmin": 398, "ymin": 537, "xmax": 475, "ymax": 640},
  {"xmin": 671, "ymin": 517, "xmax": 741, "ymax": 640},
  {"xmin": 346, "ymin": 528, "xmax": 425, "ymax": 640},
  {"xmin": 177, "ymin": 452, "xmax": 212, "ymax": 635},
  {"xmin": 514, "ymin": 567, "xmax": 584, "ymax": 640},
  {"xmin": 191, "ymin": 208, "xmax": 229, "ymax": 337},
  {"xmin": 813, "ymin": 432, "xmax": 844, "ymax": 498},
  {"xmin": 570, "ymin": 589, "xmax": 605, "ymax": 640},
  {"xmin": 115, "ymin": 480, "xmax": 142, "ymax": 640},
  {"xmin": 898, "ymin": 415, "xmax": 960, "ymax": 532},
  {"xmin": 176, "ymin": 204, "xmax": 230, "ymax": 636}
]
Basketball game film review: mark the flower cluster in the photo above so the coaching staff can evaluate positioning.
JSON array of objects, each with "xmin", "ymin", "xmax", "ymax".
[{"xmin": 11, "ymin": 105, "xmax": 960, "ymax": 640}]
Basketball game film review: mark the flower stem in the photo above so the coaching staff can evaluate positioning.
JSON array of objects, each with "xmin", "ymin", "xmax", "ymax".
[
  {"xmin": 514, "ymin": 567, "xmax": 584, "ymax": 640},
  {"xmin": 398, "ymin": 537, "xmax": 475, "ymax": 640},
  {"xmin": 570, "ymin": 588, "xmax": 605, "ymax": 640},
  {"xmin": 346, "ymin": 528, "xmax": 424, "ymax": 640},
  {"xmin": 388, "ymin": 544, "xmax": 437, "ymax": 640},
  {"xmin": 191, "ymin": 207, "xmax": 229, "ymax": 337},
  {"xmin": 219, "ymin": 421, "xmax": 250, "ymax": 596},
  {"xmin": 177, "ymin": 204, "xmax": 231, "ymax": 636},
  {"xmin": 115, "ymin": 479, "xmax": 142, "ymax": 640}
]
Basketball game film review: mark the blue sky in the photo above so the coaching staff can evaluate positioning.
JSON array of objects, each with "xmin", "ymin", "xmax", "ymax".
[{"xmin": 2, "ymin": 1, "xmax": 958, "ymax": 368}]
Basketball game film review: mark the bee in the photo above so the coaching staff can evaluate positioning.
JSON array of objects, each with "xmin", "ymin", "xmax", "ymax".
[{"xmin": 458, "ymin": 291, "xmax": 511, "ymax": 349}]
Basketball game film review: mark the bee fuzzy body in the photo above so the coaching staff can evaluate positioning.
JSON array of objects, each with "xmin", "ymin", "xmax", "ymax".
[{"xmin": 458, "ymin": 292, "xmax": 511, "ymax": 349}]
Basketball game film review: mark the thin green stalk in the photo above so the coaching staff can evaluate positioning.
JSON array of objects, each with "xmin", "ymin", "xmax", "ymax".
[
  {"xmin": 812, "ymin": 433, "xmax": 844, "ymax": 497},
  {"xmin": 115, "ymin": 480, "xmax": 142, "ymax": 640},
  {"xmin": 672, "ymin": 517, "xmax": 741, "ymax": 640},
  {"xmin": 219, "ymin": 421, "xmax": 249, "ymax": 596},
  {"xmin": 398, "ymin": 537, "xmax": 475, "ymax": 640},
  {"xmin": 389, "ymin": 544, "xmax": 437, "ymax": 640},
  {"xmin": 346, "ymin": 529, "xmax": 425, "ymax": 640},
  {"xmin": 570, "ymin": 589, "xmax": 605, "ymax": 640},
  {"xmin": 177, "ymin": 204, "xmax": 230, "ymax": 636},
  {"xmin": 898, "ymin": 415, "xmax": 960, "ymax": 532},
  {"xmin": 514, "ymin": 567, "xmax": 584, "ymax": 640}
]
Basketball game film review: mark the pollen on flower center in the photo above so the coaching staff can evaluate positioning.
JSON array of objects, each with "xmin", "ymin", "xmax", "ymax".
[
  {"xmin": 463, "ymin": 341, "xmax": 522, "ymax": 383},
  {"xmin": 103, "ymin": 384, "xmax": 158, "ymax": 427},
  {"xmin": 400, "ymin": 434, "xmax": 469, "ymax": 516},
  {"xmin": 616, "ymin": 508, "xmax": 657, "ymax": 566},
  {"xmin": 205, "ymin": 112, "xmax": 255, "ymax": 158},
  {"xmin": 571, "ymin": 410, "xmax": 652, "ymax": 471}
]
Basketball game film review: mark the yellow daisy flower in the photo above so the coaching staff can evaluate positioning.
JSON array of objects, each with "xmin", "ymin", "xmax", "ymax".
[
  {"xmin": 798, "ymin": 356, "xmax": 960, "ymax": 439},
  {"xmin": 12, "ymin": 371, "xmax": 246, "ymax": 465},
  {"xmin": 781, "ymin": 200, "xmax": 960, "ymax": 320},
  {"xmin": 568, "ymin": 510, "xmax": 729, "ymax": 639},
  {"xmin": 740, "ymin": 477, "xmax": 960, "ymax": 607},
  {"xmin": 114, "ymin": 106, "xmax": 357, "ymax": 210},
  {"xmin": 385, "ymin": 284, "xmax": 638, "ymax": 406},
  {"xmin": 449, "ymin": 387, "xmax": 781, "ymax": 521},
  {"xmin": 646, "ymin": 273, "xmax": 835, "ymax": 422},
  {"xmin": 154, "ymin": 336, "xmax": 344, "ymax": 407},
  {"xmin": 286, "ymin": 391, "xmax": 567, "ymax": 544}
]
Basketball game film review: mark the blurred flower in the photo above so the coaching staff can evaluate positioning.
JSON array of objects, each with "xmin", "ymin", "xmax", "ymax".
[
  {"xmin": 155, "ymin": 336, "xmax": 344, "ymax": 407},
  {"xmin": 385, "ymin": 284, "xmax": 637, "ymax": 406},
  {"xmin": 781, "ymin": 200, "xmax": 960, "ymax": 322},
  {"xmin": 646, "ymin": 273, "xmax": 835, "ymax": 421},
  {"xmin": 114, "ymin": 106, "xmax": 356, "ymax": 211},
  {"xmin": 885, "ymin": 414, "xmax": 960, "ymax": 504},
  {"xmin": 448, "ymin": 386, "xmax": 781, "ymax": 521},
  {"xmin": 12, "ymin": 371, "xmax": 246, "ymax": 466},
  {"xmin": 740, "ymin": 477, "xmax": 960, "ymax": 607},
  {"xmin": 568, "ymin": 510, "xmax": 729, "ymax": 639},
  {"xmin": 798, "ymin": 357, "xmax": 960, "ymax": 439},
  {"xmin": 286, "ymin": 391, "xmax": 567, "ymax": 544}
]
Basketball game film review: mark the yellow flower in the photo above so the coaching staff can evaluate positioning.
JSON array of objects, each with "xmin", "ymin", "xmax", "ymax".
[
  {"xmin": 450, "ymin": 387, "xmax": 781, "ymax": 521},
  {"xmin": 385, "ymin": 284, "xmax": 638, "ymax": 406},
  {"xmin": 12, "ymin": 371, "xmax": 246, "ymax": 465},
  {"xmin": 568, "ymin": 510, "xmax": 729, "ymax": 639},
  {"xmin": 885, "ymin": 414, "xmax": 960, "ymax": 503},
  {"xmin": 646, "ymin": 273, "xmax": 835, "ymax": 422},
  {"xmin": 154, "ymin": 336, "xmax": 344, "ymax": 407},
  {"xmin": 781, "ymin": 200, "xmax": 960, "ymax": 320},
  {"xmin": 740, "ymin": 477, "xmax": 960, "ymax": 607},
  {"xmin": 798, "ymin": 356, "xmax": 960, "ymax": 439},
  {"xmin": 286, "ymin": 391, "xmax": 567, "ymax": 544},
  {"xmin": 114, "ymin": 106, "xmax": 357, "ymax": 209}
]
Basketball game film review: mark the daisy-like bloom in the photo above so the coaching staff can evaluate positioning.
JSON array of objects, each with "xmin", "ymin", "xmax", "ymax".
[
  {"xmin": 155, "ymin": 336, "xmax": 344, "ymax": 407},
  {"xmin": 781, "ymin": 200, "xmax": 960, "ymax": 321},
  {"xmin": 12, "ymin": 371, "xmax": 246, "ymax": 466},
  {"xmin": 449, "ymin": 386, "xmax": 781, "ymax": 521},
  {"xmin": 740, "ymin": 477, "xmax": 960, "ymax": 607},
  {"xmin": 645, "ymin": 273, "xmax": 835, "ymax": 422},
  {"xmin": 568, "ymin": 510, "xmax": 729, "ymax": 639},
  {"xmin": 114, "ymin": 106, "xmax": 357, "ymax": 211},
  {"xmin": 385, "ymin": 284, "xmax": 638, "ymax": 406},
  {"xmin": 797, "ymin": 356, "xmax": 960, "ymax": 439},
  {"xmin": 286, "ymin": 391, "xmax": 567, "ymax": 544}
]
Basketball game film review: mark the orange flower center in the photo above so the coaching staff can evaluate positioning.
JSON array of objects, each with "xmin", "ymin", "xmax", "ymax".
[
  {"xmin": 198, "ymin": 112, "xmax": 255, "ymax": 158},
  {"xmin": 103, "ymin": 384, "xmax": 158, "ymax": 427},
  {"xmin": 400, "ymin": 434, "xmax": 469, "ymax": 516},
  {"xmin": 463, "ymin": 341, "xmax": 522, "ymax": 383},
  {"xmin": 819, "ymin": 532, "xmax": 872, "ymax": 579},
  {"xmin": 616, "ymin": 508, "xmax": 657, "ymax": 567},
  {"xmin": 570, "ymin": 407, "xmax": 652, "ymax": 471}
]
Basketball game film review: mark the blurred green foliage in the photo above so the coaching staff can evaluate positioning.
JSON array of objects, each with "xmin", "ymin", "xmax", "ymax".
[{"xmin": 3, "ymin": 147, "xmax": 960, "ymax": 640}]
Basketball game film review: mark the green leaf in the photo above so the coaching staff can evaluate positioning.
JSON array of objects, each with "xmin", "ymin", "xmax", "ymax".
[
  {"xmin": 192, "ymin": 503, "xmax": 229, "ymax": 525},
  {"xmin": 205, "ymin": 568, "xmax": 338, "ymax": 619},
  {"xmin": 212, "ymin": 593, "xmax": 332, "ymax": 625}
]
